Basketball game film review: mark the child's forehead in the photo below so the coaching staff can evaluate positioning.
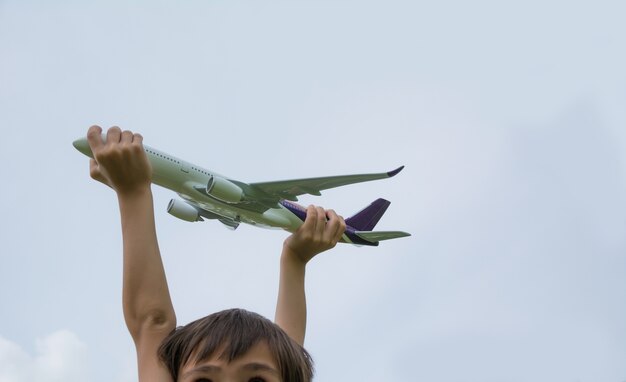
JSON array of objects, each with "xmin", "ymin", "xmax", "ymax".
[
  {"xmin": 186, "ymin": 339, "xmax": 277, "ymax": 367},
  {"xmin": 181, "ymin": 341, "xmax": 280, "ymax": 376}
]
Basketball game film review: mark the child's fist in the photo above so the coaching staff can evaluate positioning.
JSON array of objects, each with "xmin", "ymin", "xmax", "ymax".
[
  {"xmin": 283, "ymin": 205, "xmax": 346, "ymax": 265},
  {"xmin": 86, "ymin": 125, "xmax": 152, "ymax": 195}
]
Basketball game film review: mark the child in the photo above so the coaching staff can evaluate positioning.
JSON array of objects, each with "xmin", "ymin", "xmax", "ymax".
[{"xmin": 85, "ymin": 125, "xmax": 346, "ymax": 382}]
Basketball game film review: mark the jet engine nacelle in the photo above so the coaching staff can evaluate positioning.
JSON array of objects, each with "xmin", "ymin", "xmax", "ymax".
[
  {"xmin": 167, "ymin": 199, "xmax": 202, "ymax": 222},
  {"xmin": 206, "ymin": 175, "xmax": 244, "ymax": 203}
]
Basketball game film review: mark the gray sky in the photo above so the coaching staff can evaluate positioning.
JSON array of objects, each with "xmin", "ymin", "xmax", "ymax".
[{"xmin": 1, "ymin": 1, "xmax": 625, "ymax": 381}]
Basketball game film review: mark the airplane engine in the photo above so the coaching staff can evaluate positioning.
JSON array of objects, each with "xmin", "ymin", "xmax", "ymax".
[
  {"xmin": 167, "ymin": 199, "xmax": 202, "ymax": 222},
  {"xmin": 206, "ymin": 175, "xmax": 244, "ymax": 203}
]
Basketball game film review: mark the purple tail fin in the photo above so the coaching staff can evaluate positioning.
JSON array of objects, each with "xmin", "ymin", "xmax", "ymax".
[{"xmin": 345, "ymin": 198, "xmax": 391, "ymax": 231}]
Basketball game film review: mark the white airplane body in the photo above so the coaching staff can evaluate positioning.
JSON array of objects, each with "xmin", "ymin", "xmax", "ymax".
[{"xmin": 73, "ymin": 135, "xmax": 410, "ymax": 246}]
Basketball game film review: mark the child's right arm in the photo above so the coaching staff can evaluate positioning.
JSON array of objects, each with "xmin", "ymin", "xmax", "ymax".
[
  {"xmin": 87, "ymin": 126, "xmax": 175, "ymax": 382},
  {"xmin": 274, "ymin": 206, "xmax": 345, "ymax": 346}
]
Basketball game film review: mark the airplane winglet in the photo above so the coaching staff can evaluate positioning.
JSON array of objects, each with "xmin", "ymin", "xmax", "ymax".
[{"xmin": 387, "ymin": 166, "xmax": 405, "ymax": 178}]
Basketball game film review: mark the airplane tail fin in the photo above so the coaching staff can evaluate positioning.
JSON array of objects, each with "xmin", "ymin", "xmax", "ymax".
[
  {"xmin": 345, "ymin": 198, "xmax": 391, "ymax": 231},
  {"xmin": 345, "ymin": 199, "xmax": 411, "ymax": 245}
]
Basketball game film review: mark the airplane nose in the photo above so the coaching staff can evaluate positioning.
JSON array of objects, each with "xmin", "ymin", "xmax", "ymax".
[{"xmin": 72, "ymin": 137, "xmax": 93, "ymax": 158}]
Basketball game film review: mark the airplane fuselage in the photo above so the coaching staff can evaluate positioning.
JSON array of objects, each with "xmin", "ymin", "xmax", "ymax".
[{"xmin": 142, "ymin": 145, "xmax": 305, "ymax": 232}]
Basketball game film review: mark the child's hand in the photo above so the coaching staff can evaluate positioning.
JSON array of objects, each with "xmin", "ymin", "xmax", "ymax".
[
  {"xmin": 86, "ymin": 125, "xmax": 152, "ymax": 196},
  {"xmin": 283, "ymin": 205, "xmax": 346, "ymax": 265}
]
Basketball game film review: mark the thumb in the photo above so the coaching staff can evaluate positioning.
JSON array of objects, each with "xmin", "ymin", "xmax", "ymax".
[{"xmin": 89, "ymin": 159, "xmax": 111, "ymax": 188}]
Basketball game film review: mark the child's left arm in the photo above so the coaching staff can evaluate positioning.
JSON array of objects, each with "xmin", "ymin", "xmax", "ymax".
[{"xmin": 274, "ymin": 206, "xmax": 345, "ymax": 346}]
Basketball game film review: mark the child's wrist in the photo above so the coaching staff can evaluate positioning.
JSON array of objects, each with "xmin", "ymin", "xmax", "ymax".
[
  {"xmin": 116, "ymin": 184, "xmax": 153, "ymax": 202},
  {"xmin": 281, "ymin": 244, "xmax": 310, "ymax": 268}
]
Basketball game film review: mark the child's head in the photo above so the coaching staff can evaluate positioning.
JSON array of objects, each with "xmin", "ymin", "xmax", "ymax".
[{"xmin": 158, "ymin": 308, "xmax": 314, "ymax": 382}]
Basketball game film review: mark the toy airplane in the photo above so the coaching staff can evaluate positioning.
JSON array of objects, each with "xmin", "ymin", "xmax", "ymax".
[{"xmin": 73, "ymin": 135, "xmax": 410, "ymax": 246}]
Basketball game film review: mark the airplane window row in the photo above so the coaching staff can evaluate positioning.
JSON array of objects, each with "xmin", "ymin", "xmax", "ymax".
[
  {"xmin": 146, "ymin": 149, "xmax": 180, "ymax": 165},
  {"xmin": 145, "ymin": 149, "xmax": 209, "ymax": 176},
  {"xmin": 191, "ymin": 167, "xmax": 210, "ymax": 176}
]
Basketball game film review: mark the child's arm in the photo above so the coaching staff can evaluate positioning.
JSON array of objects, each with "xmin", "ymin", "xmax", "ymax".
[
  {"xmin": 274, "ymin": 206, "xmax": 345, "ymax": 346},
  {"xmin": 87, "ymin": 126, "xmax": 175, "ymax": 382}
]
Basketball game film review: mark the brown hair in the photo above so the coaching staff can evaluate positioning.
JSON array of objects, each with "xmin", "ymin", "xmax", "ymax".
[{"xmin": 158, "ymin": 308, "xmax": 314, "ymax": 381}]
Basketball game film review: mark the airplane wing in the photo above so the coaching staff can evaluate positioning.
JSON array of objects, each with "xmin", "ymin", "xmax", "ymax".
[{"xmin": 250, "ymin": 166, "xmax": 404, "ymax": 201}]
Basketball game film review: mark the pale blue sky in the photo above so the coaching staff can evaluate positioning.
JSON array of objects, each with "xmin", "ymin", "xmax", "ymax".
[{"xmin": 1, "ymin": 1, "xmax": 625, "ymax": 381}]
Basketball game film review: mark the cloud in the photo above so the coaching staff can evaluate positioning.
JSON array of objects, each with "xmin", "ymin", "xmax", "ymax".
[{"xmin": 0, "ymin": 330, "xmax": 87, "ymax": 382}]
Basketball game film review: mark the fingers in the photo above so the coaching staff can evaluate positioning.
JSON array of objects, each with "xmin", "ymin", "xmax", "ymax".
[
  {"xmin": 284, "ymin": 205, "xmax": 344, "ymax": 263},
  {"xmin": 86, "ymin": 125, "xmax": 104, "ymax": 154},
  {"xmin": 301, "ymin": 205, "xmax": 317, "ymax": 231},
  {"xmin": 106, "ymin": 126, "xmax": 122, "ymax": 147},
  {"xmin": 87, "ymin": 125, "xmax": 126, "ymax": 156},
  {"xmin": 303, "ymin": 205, "xmax": 345, "ymax": 246},
  {"xmin": 302, "ymin": 205, "xmax": 326, "ymax": 236},
  {"xmin": 121, "ymin": 130, "xmax": 133, "ymax": 145},
  {"xmin": 325, "ymin": 209, "xmax": 346, "ymax": 243},
  {"xmin": 315, "ymin": 206, "xmax": 326, "ymax": 237},
  {"xmin": 90, "ymin": 125, "xmax": 140, "ymax": 153},
  {"xmin": 131, "ymin": 132, "xmax": 144, "ymax": 154}
]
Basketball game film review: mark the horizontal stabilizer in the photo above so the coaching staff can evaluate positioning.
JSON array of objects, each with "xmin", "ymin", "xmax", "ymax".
[{"xmin": 354, "ymin": 230, "xmax": 411, "ymax": 243}]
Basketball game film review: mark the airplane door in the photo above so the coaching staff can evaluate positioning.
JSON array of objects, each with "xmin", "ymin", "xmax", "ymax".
[{"xmin": 180, "ymin": 161, "xmax": 190, "ymax": 173}]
